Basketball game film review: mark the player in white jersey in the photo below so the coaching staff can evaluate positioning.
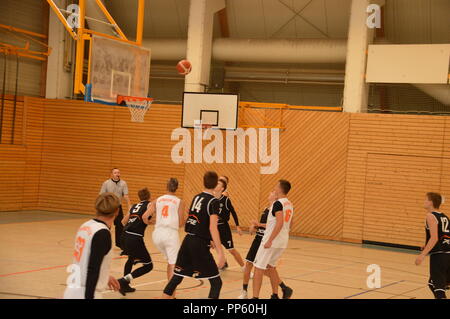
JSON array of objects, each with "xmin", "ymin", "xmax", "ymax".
[
  {"xmin": 148, "ymin": 178, "xmax": 185, "ymax": 283},
  {"xmin": 252, "ymin": 180, "xmax": 294, "ymax": 299},
  {"xmin": 64, "ymin": 193, "xmax": 121, "ymax": 299}
]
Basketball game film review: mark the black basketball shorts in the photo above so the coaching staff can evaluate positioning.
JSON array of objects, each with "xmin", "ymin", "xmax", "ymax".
[
  {"xmin": 245, "ymin": 235, "xmax": 263, "ymax": 263},
  {"xmin": 218, "ymin": 223, "xmax": 234, "ymax": 250},
  {"xmin": 173, "ymin": 234, "xmax": 220, "ymax": 279}
]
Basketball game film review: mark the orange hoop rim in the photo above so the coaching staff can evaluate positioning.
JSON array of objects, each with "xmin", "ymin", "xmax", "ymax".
[{"xmin": 117, "ymin": 95, "xmax": 154, "ymax": 105}]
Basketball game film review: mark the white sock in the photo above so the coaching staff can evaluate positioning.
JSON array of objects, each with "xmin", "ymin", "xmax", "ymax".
[{"xmin": 124, "ymin": 274, "xmax": 133, "ymax": 283}]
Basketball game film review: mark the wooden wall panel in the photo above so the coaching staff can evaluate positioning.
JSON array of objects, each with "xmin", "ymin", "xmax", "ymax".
[
  {"xmin": 0, "ymin": 96, "xmax": 43, "ymax": 211},
  {"xmin": 438, "ymin": 117, "xmax": 450, "ymax": 214},
  {"xmin": 182, "ymin": 119, "xmax": 263, "ymax": 229},
  {"xmin": 343, "ymin": 113, "xmax": 447, "ymax": 243},
  {"xmin": 3, "ymin": 97, "xmax": 450, "ymax": 248},
  {"xmin": 182, "ymin": 109, "xmax": 350, "ymax": 239},
  {"xmin": 38, "ymin": 100, "xmax": 115, "ymax": 212},
  {"xmin": 362, "ymin": 154, "xmax": 441, "ymax": 247},
  {"xmin": 0, "ymin": 146, "xmax": 25, "ymax": 211},
  {"xmin": 21, "ymin": 97, "xmax": 45, "ymax": 209},
  {"xmin": 0, "ymin": 98, "xmax": 25, "ymax": 145},
  {"xmin": 38, "ymin": 101, "xmax": 184, "ymax": 214},
  {"xmin": 182, "ymin": 162, "xmax": 261, "ymax": 230},
  {"xmin": 110, "ymin": 104, "xmax": 185, "ymax": 209},
  {"xmin": 259, "ymin": 110, "xmax": 350, "ymax": 240},
  {"xmin": 440, "ymin": 157, "xmax": 450, "ymax": 214}
]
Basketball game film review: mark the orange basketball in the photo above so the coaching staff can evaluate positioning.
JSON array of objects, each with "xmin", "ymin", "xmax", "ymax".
[{"xmin": 176, "ymin": 59, "xmax": 192, "ymax": 75}]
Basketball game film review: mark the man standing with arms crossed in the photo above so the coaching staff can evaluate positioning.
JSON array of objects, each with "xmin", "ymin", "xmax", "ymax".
[{"xmin": 100, "ymin": 168, "xmax": 131, "ymax": 249}]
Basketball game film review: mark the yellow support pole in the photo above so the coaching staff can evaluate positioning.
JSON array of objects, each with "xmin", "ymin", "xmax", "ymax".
[
  {"xmin": 240, "ymin": 101, "xmax": 343, "ymax": 112},
  {"xmin": 85, "ymin": 34, "xmax": 92, "ymax": 85},
  {"xmin": 74, "ymin": 0, "xmax": 86, "ymax": 94},
  {"xmin": 136, "ymin": 0, "xmax": 145, "ymax": 46},
  {"xmin": 83, "ymin": 29, "xmax": 137, "ymax": 46},
  {"xmin": 0, "ymin": 48, "xmax": 47, "ymax": 61},
  {"xmin": 94, "ymin": 0, "xmax": 128, "ymax": 41},
  {"xmin": 46, "ymin": 0, "xmax": 78, "ymax": 40},
  {"xmin": 0, "ymin": 24, "xmax": 48, "ymax": 39}
]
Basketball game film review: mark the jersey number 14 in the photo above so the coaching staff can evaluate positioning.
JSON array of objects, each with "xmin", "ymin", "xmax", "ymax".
[{"xmin": 191, "ymin": 197, "xmax": 204, "ymax": 213}]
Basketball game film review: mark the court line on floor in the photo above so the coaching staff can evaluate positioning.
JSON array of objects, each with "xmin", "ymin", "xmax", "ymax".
[
  {"xmin": 386, "ymin": 285, "xmax": 429, "ymax": 299},
  {"xmin": 286, "ymin": 246, "xmax": 424, "ymax": 268},
  {"xmin": 220, "ymin": 262, "xmax": 358, "ymax": 297},
  {"xmin": 103, "ymin": 266, "xmax": 242, "ymax": 297},
  {"xmin": 0, "ymin": 249, "xmax": 169, "ymax": 278},
  {"xmin": 0, "ymin": 217, "xmax": 88, "ymax": 226},
  {"xmin": 0, "ymin": 264, "xmax": 69, "ymax": 278},
  {"xmin": 286, "ymin": 276, "xmax": 421, "ymax": 299},
  {"xmin": 0, "ymin": 255, "xmax": 128, "ymax": 278},
  {"xmin": 102, "ymin": 279, "xmax": 168, "ymax": 295},
  {"xmin": 282, "ymin": 250, "xmax": 428, "ymax": 279},
  {"xmin": 222, "ymin": 260, "xmax": 417, "ymax": 300},
  {"xmin": 241, "ymin": 258, "xmax": 425, "ymax": 298},
  {"xmin": 343, "ymin": 280, "xmax": 405, "ymax": 299},
  {"xmin": 167, "ymin": 266, "xmax": 243, "ymax": 297},
  {"xmin": 0, "ymin": 291, "xmax": 56, "ymax": 299},
  {"xmin": 270, "ymin": 259, "xmax": 426, "ymax": 285}
]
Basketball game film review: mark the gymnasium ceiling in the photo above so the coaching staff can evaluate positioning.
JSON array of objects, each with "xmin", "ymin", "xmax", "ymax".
[{"xmin": 104, "ymin": 0, "xmax": 450, "ymax": 43}]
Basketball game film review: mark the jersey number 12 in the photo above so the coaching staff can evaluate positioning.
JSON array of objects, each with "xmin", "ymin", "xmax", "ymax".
[{"xmin": 441, "ymin": 217, "xmax": 450, "ymax": 233}]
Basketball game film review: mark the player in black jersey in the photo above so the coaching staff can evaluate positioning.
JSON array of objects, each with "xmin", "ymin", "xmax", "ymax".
[
  {"xmin": 162, "ymin": 171, "xmax": 225, "ymax": 299},
  {"xmin": 238, "ymin": 191, "xmax": 293, "ymax": 299},
  {"xmin": 415, "ymin": 192, "xmax": 450, "ymax": 299},
  {"xmin": 214, "ymin": 178, "xmax": 245, "ymax": 271},
  {"xmin": 116, "ymin": 188, "xmax": 154, "ymax": 296}
]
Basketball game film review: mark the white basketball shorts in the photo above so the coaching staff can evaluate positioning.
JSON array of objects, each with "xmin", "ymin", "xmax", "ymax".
[
  {"xmin": 152, "ymin": 228, "xmax": 180, "ymax": 265},
  {"xmin": 253, "ymin": 245, "xmax": 285, "ymax": 270}
]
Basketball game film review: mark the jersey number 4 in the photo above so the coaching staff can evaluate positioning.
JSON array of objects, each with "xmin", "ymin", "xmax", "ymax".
[
  {"xmin": 191, "ymin": 197, "xmax": 204, "ymax": 213},
  {"xmin": 162, "ymin": 205, "xmax": 169, "ymax": 218}
]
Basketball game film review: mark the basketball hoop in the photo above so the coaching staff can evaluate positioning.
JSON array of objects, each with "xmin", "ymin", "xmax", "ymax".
[
  {"xmin": 117, "ymin": 95, "xmax": 153, "ymax": 123},
  {"xmin": 193, "ymin": 120, "xmax": 214, "ymax": 130}
]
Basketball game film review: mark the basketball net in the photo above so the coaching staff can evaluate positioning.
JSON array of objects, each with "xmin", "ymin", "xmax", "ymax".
[{"xmin": 118, "ymin": 96, "xmax": 153, "ymax": 123}]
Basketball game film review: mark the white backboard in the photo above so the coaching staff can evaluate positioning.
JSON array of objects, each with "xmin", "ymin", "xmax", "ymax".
[
  {"xmin": 90, "ymin": 35, "xmax": 151, "ymax": 103},
  {"xmin": 182, "ymin": 92, "xmax": 239, "ymax": 130}
]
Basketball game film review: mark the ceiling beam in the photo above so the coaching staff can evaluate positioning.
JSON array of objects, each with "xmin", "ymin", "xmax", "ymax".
[{"xmin": 275, "ymin": 0, "xmax": 329, "ymax": 38}]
